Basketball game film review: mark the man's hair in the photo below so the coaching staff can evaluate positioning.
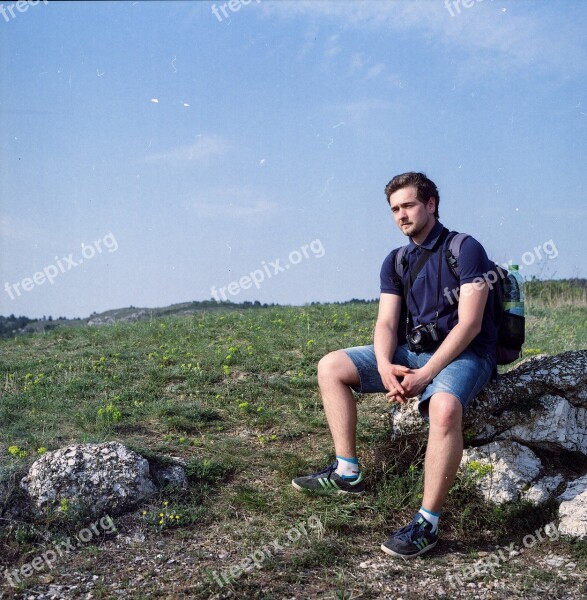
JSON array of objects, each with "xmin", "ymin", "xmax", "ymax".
[{"xmin": 384, "ymin": 172, "xmax": 440, "ymax": 219}]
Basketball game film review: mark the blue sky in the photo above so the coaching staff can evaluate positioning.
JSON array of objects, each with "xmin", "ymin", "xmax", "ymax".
[{"xmin": 1, "ymin": 0, "xmax": 586, "ymax": 319}]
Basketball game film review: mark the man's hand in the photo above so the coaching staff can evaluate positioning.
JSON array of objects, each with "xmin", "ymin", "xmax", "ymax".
[
  {"xmin": 378, "ymin": 363, "xmax": 412, "ymax": 403},
  {"xmin": 398, "ymin": 367, "xmax": 433, "ymax": 399}
]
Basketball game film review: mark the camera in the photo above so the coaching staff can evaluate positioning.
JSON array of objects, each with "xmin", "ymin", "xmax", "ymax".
[{"xmin": 407, "ymin": 322, "xmax": 441, "ymax": 352}]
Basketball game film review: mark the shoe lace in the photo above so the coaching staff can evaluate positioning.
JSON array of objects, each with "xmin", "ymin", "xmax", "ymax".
[
  {"xmin": 314, "ymin": 462, "xmax": 337, "ymax": 478},
  {"xmin": 394, "ymin": 516, "xmax": 428, "ymax": 542}
]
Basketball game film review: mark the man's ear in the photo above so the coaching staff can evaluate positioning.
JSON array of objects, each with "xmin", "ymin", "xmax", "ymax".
[{"xmin": 427, "ymin": 197, "xmax": 436, "ymax": 213}]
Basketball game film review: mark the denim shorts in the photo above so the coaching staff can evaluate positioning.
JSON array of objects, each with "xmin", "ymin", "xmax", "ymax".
[{"xmin": 342, "ymin": 344, "xmax": 494, "ymax": 419}]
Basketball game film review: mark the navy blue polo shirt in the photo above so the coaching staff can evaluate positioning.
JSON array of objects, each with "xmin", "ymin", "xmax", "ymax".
[{"xmin": 380, "ymin": 220, "xmax": 498, "ymax": 365}]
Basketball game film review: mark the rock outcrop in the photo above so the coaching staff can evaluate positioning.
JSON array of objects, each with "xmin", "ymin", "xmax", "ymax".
[
  {"xmin": 20, "ymin": 442, "xmax": 185, "ymax": 518},
  {"xmin": 389, "ymin": 350, "xmax": 587, "ymax": 538},
  {"xmin": 557, "ymin": 474, "xmax": 587, "ymax": 537},
  {"xmin": 88, "ymin": 309, "xmax": 149, "ymax": 326}
]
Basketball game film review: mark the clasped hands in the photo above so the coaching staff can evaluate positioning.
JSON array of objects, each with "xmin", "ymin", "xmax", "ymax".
[{"xmin": 379, "ymin": 363, "xmax": 432, "ymax": 404}]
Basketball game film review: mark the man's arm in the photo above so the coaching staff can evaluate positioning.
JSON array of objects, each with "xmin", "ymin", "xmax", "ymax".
[
  {"xmin": 398, "ymin": 281, "xmax": 489, "ymax": 398},
  {"xmin": 374, "ymin": 293, "xmax": 411, "ymax": 401}
]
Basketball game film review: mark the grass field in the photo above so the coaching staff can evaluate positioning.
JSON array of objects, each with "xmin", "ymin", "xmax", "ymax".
[{"xmin": 1, "ymin": 285, "xmax": 586, "ymax": 598}]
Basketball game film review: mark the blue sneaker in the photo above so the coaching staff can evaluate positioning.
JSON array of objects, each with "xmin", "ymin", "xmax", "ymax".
[
  {"xmin": 381, "ymin": 514, "xmax": 438, "ymax": 559},
  {"xmin": 291, "ymin": 461, "xmax": 365, "ymax": 495}
]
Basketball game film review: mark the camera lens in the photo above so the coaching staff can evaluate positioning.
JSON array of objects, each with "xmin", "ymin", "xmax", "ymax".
[{"xmin": 411, "ymin": 331, "xmax": 422, "ymax": 344}]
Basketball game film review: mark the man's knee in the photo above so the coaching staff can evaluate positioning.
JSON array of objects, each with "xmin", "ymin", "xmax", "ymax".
[
  {"xmin": 428, "ymin": 393, "xmax": 463, "ymax": 431},
  {"xmin": 317, "ymin": 351, "xmax": 359, "ymax": 387}
]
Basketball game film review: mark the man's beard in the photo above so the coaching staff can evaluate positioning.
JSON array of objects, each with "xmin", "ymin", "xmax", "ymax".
[{"xmin": 400, "ymin": 222, "xmax": 423, "ymax": 237}]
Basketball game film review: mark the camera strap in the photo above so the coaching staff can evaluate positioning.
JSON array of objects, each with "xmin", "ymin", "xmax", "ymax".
[{"xmin": 402, "ymin": 227, "xmax": 449, "ymax": 334}]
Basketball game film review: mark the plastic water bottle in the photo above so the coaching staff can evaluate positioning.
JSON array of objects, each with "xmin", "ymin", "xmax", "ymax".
[{"xmin": 504, "ymin": 265, "xmax": 525, "ymax": 317}]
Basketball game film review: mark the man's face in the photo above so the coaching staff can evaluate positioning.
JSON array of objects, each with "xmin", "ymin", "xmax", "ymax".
[{"xmin": 389, "ymin": 186, "xmax": 435, "ymax": 238}]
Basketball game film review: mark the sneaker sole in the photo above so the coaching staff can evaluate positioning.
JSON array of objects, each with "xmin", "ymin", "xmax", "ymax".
[
  {"xmin": 380, "ymin": 539, "xmax": 437, "ymax": 559},
  {"xmin": 291, "ymin": 480, "xmax": 365, "ymax": 495}
]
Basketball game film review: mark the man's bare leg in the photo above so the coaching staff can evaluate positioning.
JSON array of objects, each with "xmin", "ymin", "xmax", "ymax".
[
  {"xmin": 291, "ymin": 350, "xmax": 365, "ymax": 494},
  {"xmin": 421, "ymin": 392, "xmax": 463, "ymax": 513},
  {"xmin": 381, "ymin": 391, "xmax": 463, "ymax": 557},
  {"xmin": 317, "ymin": 350, "xmax": 361, "ymax": 458}
]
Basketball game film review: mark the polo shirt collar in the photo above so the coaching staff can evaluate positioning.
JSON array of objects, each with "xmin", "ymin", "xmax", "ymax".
[{"xmin": 407, "ymin": 220, "xmax": 445, "ymax": 253}]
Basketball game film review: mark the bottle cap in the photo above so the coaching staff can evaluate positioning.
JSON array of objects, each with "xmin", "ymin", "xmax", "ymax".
[{"xmin": 510, "ymin": 265, "xmax": 519, "ymax": 271}]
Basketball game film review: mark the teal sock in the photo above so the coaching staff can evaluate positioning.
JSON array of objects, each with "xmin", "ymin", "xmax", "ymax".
[
  {"xmin": 419, "ymin": 507, "xmax": 440, "ymax": 533},
  {"xmin": 335, "ymin": 456, "xmax": 360, "ymax": 480}
]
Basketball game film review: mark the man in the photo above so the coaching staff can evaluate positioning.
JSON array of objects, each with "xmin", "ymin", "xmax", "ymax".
[{"xmin": 292, "ymin": 172, "xmax": 497, "ymax": 559}]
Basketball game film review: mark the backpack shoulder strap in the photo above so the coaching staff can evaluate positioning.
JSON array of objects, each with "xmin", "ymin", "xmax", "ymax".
[
  {"xmin": 394, "ymin": 245, "xmax": 409, "ymax": 279},
  {"xmin": 445, "ymin": 232, "xmax": 470, "ymax": 279}
]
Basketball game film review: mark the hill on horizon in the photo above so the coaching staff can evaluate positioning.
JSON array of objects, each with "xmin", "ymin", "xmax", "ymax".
[
  {"xmin": 0, "ymin": 297, "xmax": 379, "ymax": 340},
  {"xmin": 1, "ymin": 278, "xmax": 585, "ymax": 341}
]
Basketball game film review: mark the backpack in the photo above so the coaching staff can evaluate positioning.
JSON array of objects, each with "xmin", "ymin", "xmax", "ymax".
[{"xmin": 394, "ymin": 232, "xmax": 524, "ymax": 365}]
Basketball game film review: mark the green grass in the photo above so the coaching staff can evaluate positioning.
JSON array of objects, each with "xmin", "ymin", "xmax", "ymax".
[
  {"xmin": 525, "ymin": 278, "xmax": 587, "ymax": 309},
  {"xmin": 0, "ymin": 297, "xmax": 585, "ymax": 592}
]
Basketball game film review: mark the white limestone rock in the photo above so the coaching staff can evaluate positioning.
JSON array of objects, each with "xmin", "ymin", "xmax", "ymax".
[
  {"xmin": 21, "ymin": 442, "xmax": 157, "ymax": 517},
  {"xmin": 152, "ymin": 463, "xmax": 188, "ymax": 489},
  {"xmin": 557, "ymin": 475, "xmax": 587, "ymax": 539},
  {"xmin": 523, "ymin": 474, "xmax": 565, "ymax": 504},
  {"xmin": 460, "ymin": 441, "xmax": 541, "ymax": 504},
  {"xmin": 88, "ymin": 309, "xmax": 148, "ymax": 326},
  {"xmin": 498, "ymin": 394, "xmax": 587, "ymax": 454},
  {"xmin": 388, "ymin": 396, "xmax": 426, "ymax": 438}
]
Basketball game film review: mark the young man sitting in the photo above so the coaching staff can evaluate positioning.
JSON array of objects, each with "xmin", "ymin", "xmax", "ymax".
[{"xmin": 292, "ymin": 172, "xmax": 497, "ymax": 559}]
